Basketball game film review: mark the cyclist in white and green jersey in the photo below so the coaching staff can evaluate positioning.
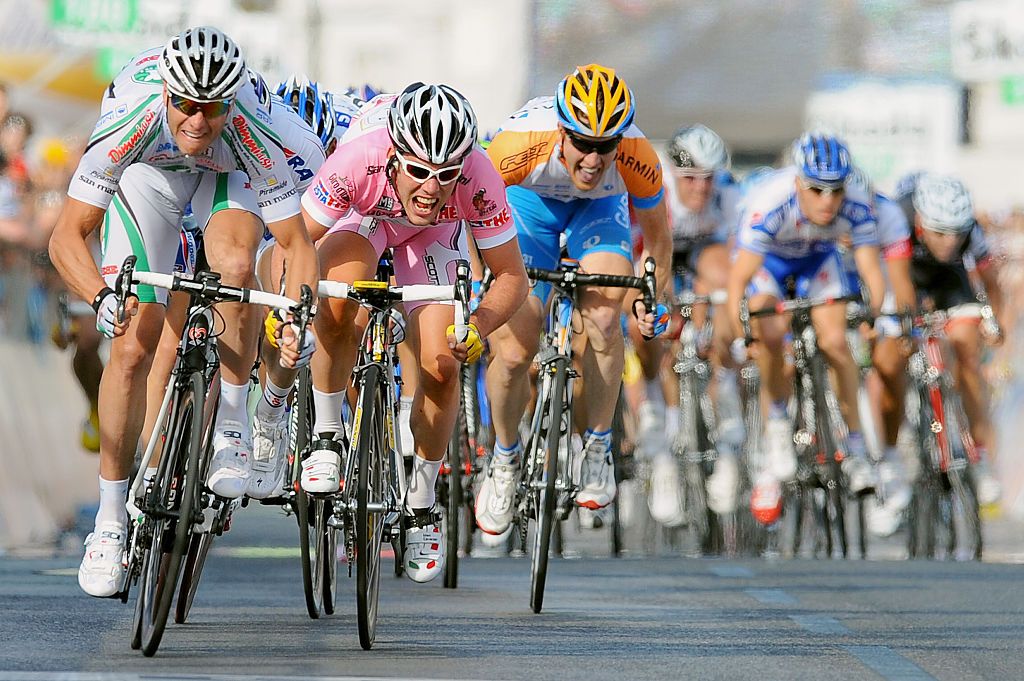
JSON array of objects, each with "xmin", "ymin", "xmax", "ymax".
[{"xmin": 48, "ymin": 26, "xmax": 320, "ymax": 598}]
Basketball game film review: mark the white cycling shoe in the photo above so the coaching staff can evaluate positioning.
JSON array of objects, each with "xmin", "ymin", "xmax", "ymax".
[
  {"xmin": 576, "ymin": 437, "xmax": 616, "ymax": 510},
  {"xmin": 207, "ymin": 419, "xmax": 252, "ymax": 499},
  {"xmin": 403, "ymin": 510, "xmax": 444, "ymax": 583},
  {"xmin": 867, "ymin": 459, "xmax": 912, "ymax": 537},
  {"xmin": 78, "ymin": 522, "xmax": 127, "ymax": 598},
  {"xmin": 707, "ymin": 453, "xmax": 740, "ymax": 515},
  {"xmin": 246, "ymin": 410, "xmax": 289, "ymax": 499},
  {"xmin": 973, "ymin": 458, "xmax": 1002, "ymax": 506},
  {"xmin": 475, "ymin": 451, "xmax": 519, "ymax": 535},
  {"xmin": 648, "ymin": 453, "xmax": 685, "ymax": 526},
  {"xmin": 301, "ymin": 438, "xmax": 344, "ymax": 494},
  {"xmin": 842, "ymin": 455, "xmax": 877, "ymax": 495},
  {"xmin": 764, "ymin": 418, "xmax": 797, "ymax": 482}
]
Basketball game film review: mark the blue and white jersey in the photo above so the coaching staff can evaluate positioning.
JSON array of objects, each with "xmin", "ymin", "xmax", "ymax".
[
  {"xmin": 331, "ymin": 91, "xmax": 363, "ymax": 141},
  {"xmin": 736, "ymin": 167, "xmax": 877, "ymax": 259}
]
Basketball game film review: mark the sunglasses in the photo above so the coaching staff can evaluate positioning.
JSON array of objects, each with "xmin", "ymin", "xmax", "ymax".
[
  {"xmin": 169, "ymin": 94, "xmax": 232, "ymax": 119},
  {"xmin": 565, "ymin": 131, "xmax": 622, "ymax": 155},
  {"xmin": 394, "ymin": 154, "xmax": 463, "ymax": 185},
  {"xmin": 798, "ymin": 179, "xmax": 845, "ymax": 196}
]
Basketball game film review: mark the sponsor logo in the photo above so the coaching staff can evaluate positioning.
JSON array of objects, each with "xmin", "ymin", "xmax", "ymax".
[
  {"xmin": 424, "ymin": 254, "xmax": 439, "ymax": 285},
  {"xmin": 101, "ymin": 265, "xmax": 119, "ymax": 276},
  {"xmin": 471, "ymin": 188, "xmax": 497, "ymax": 216},
  {"xmin": 313, "ymin": 180, "xmax": 345, "ymax": 209},
  {"xmin": 135, "ymin": 54, "xmax": 159, "ymax": 66},
  {"xmin": 336, "ymin": 112, "xmax": 352, "ymax": 127},
  {"xmin": 326, "ymin": 173, "xmax": 355, "ymax": 204},
  {"xmin": 375, "ymin": 196, "xmax": 394, "ymax": 212},
  {"xmin": 132, "ymin": 64, "xmax": 162, "ymax": 85},
  {"xmin": 285, "ymin": 154, "xmax": 313, "ymax": 182},
  {"xmin": 469, "ymin": 207, "xmax": 510, "ymax": 228},
  {"xmin": 232, "ymin": 115, "xmax": 273, "ymax": 170},
  {"xmin": 499, "ymin": 142, "xmax": 548, "ymax": 173},
  {"xmin": 366, "ymin": 165, "xmax": 386, "ymax": 175},
  {"xmin": 616, "ymin": 152, "xmax": 659, "ymax": 185},
  {"xmin": 438, "ymin": 205, "xmax": 459, "ymax": 222},
  {"xmin": 108, "ymin": 110, "xmax": 157, "ymax": 163},
  {"xmin": 156, "ymin": 142, "xmax": 176, "ymax": 152}
]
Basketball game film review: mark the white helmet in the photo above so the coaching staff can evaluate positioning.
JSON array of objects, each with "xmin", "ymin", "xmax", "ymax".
[
  {"xmin": 159, "ymin": 26, "xmax": 246, "ymax": 102},
  {"xmin": 387, "ymin": 83, "xmax": 478, "ymax": 165},
  {"xmin": 666, "ymin": 124, "xmax": 730, "ymax": 172},
  {"xmin": 913, "ymin": 173, "xmax": 974, "ymax": 234}
]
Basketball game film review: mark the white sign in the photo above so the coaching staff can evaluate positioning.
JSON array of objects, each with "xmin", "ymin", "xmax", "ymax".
[
  {"xmin": 805, "ymin": 78, "xmax": 962, "ymax": 194},
  {"xmin": 952, "ymin": 0, "xmax": 1024, "ymax": 82}
]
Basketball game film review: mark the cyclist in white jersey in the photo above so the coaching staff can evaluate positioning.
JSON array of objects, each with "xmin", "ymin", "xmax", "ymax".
[
  {"xmin": 726, "ymin": 133, "xmax": 885, "ymax": 523},
  {"xmin": 48, "ymin": 27, "xmax": 320, "ymax": 598}
]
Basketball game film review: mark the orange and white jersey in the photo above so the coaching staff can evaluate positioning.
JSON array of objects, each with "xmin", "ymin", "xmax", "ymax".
[{"xmin": 487, "ymin": 96, "xmax": 664, "ymax": 209}]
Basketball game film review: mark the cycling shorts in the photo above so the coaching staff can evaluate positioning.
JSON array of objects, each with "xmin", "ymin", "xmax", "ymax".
[
  {"xmin": 912, "ymin": 262, "xmax": 976, "ymax": 313},
  {"xmin": 747, "ymin": 249, "xmax": 849, "ymax": 301},
  {"xmin": 507, "ymin": 185, "xmax": 632, "ymax": 301},
  {"xmin": 673, "ymin": 236, "xmax": 725, "ymax": 275},
  {"xmin": 324, "ymin": 213, "xmax": 468, "ymax": 313},
  {"xmin": 101, "ymin": 165, "xmax": 259, "ymax": 304}
]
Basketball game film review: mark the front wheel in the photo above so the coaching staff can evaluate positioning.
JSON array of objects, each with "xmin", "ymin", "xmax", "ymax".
[
  {"xmin": 354, "ymin": 364, "xmax": 387, "ymax": 650},
  {"xmin": 530, "ymin": 361, "xmax": 567, "ymax": 614}
]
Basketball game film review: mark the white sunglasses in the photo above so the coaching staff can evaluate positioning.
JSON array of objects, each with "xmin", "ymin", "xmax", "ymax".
[{"xmin": 394, "ymin": 154, "xmax": 463, "ymax": 185}]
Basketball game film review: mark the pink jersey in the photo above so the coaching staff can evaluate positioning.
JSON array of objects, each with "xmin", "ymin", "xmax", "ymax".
[{"xmin": 300, "ymin": 125, "xmax": 515, "ymax": 251}]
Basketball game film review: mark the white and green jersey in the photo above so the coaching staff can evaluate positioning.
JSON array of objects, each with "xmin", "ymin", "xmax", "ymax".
[{"xmin": 69, "ymin": 47, "xmax": 323, "ymax": 225}]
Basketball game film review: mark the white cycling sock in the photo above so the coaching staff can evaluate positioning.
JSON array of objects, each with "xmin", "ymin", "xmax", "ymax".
[
  {"xmin": 95, "ymin": 476, "xmax": 129, "ymax": 528},
  {"xmin": 312, "ymin": 388, "xmax": 345, "ymax": 438},
  {"xmin": 256, "ymin": 376, "xmax": 291, "ymax": 422},
  {"xmin": 219, "ymin": 379, "xmax": 250, "ymax": 427},
  {"xmin": 644, "ymin": 378, "xmax": 664, "ymax": 405},
  {"xmin": 406, "ymin": 455, "xmax": 443, "ymax": 511}
]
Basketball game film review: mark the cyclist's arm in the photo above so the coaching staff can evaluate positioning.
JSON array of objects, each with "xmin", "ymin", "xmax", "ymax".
[
  {"xmin": 474, "ymin": 237, "xmax": 529, "ymax": 338},
  {"xmin": 886, "ymin": 256, "xmax": 916, "ymax": 314},
  {"xmin": 266, "ymin": 212, "xmax": 320, "ymax": 302},
  {"xmin": 853, "ymin": 244, "xmax": 885, "ymax": 315},
  {"xmin": 976, "ymin": 257, "xmax": 1004, "ymax": 327},
  {"xmin": 302, "ymin": 208, "xmax": 331, "ymax": 244},
  {"xmin": 634, "ymin": 197, "xmax": 672, "ymax": 298},
  {"xmin": 48, "ymin": 197, "xmax": 108, "ymax": 304},
  {"xmin": 727, "ymin": 247, "xmax": 764, "ymax": 339}
]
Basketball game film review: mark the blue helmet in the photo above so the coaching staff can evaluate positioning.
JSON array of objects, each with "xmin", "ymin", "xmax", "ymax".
[
  {"xmin": 347, "ymin": 83, "xmax": 382, "ymax": 105},
  {"xmin": 276, "ymin": 75, "xmax": 336, "ymax": 148},
  {"xmin": 793, "ymin": 133, "xmax": 851, "ymax": 186}
]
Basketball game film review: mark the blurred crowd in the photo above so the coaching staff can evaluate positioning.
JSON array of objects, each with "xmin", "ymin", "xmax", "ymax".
[{"xmin": 0, "ymin": 82, "xmax": 84, "ymax": 344}]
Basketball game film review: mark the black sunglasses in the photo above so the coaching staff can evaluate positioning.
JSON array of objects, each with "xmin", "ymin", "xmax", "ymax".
[
  {"xmin": 565, "ymin": 131, "xmax": 622, "ymax": 155},
  {"xmin": 799, "ymin": 179, "xmax": 845, "ymax": 196}
]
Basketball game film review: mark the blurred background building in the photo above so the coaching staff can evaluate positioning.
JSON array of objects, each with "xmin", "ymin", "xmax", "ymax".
[{"xmin": 1, "ymin": 0, "xmax": 1023, "ymax": 548}]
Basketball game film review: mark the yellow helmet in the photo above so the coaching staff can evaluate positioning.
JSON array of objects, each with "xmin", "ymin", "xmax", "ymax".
[{"xmin": 555, "ymin": 64, "xmax": 635, "ymax": 138}]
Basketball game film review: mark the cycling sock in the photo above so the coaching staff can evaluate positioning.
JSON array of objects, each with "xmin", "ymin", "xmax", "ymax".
[
  {"xmin": 405, "ymin": 455, "xmax": 443, "ymax": 510},
  {"xmin": 644, "ymin": 378, "xmax": 663, "ymax": 404},
  {"xmin": 219, "ymin": 379, "xmax": 250, "ymax": 426},
  {"xmin": 399, "ymin": 395, "xmax": 413, "ymax": 411},
  {"xmin": 583, "ymin": 428, "xmax": 613, "ymax": 452},
  {"xmin": 768, "ymin": 399, "xmax": 788, "ymax": 420},
  {"xmin": 96, "ymin": 476, "xmax": 129, "ymax": 527},
  {"xmin": 847, "ymin": 431, "xmax": 866, "ymax": 458},
  {"xmin": 493, "ymin": 438, "xmax": 520, "ymax": 463},
  {"xmin": 664, "ymin": 409, "xmax": 680, "ymax": 440},
  {"xmin": 312, "ymin": 388, "xmax": 346, "ymax": 438},
  {"xmin": 883, "ymin": 445, "xmax": 901, "ymax": 463},
  {"xmin": 255, "ymin": 376, "xmax": 291, "ymax": 422}
]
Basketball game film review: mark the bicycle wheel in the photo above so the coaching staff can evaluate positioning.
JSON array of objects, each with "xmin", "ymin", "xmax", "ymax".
[
  {"xmin": 907, "ymin": 385, "xmax": 938, "ymax": 559},
  {"xmin": 442, "ymin": 429, "xmax": 462, "ymax": 589},
  {"xmin": 317, "ymin": 498, "xmax": 338, "ymax": 614},
  {"xmin": 943, "ymin": 390, "xmax": 983, "ymax": 560},
  {"xmin": 288, "ymin": 367, "xmax": 322, "ymax": 619},
  {"xmin": 354, "ymin": 364, "xmax": 387, "ymax": 649},
  {"xmin": 810, "ymin": 354, "xmax": 848, "ymax": 559},
  {"xmin": 136, "ymin": 371, "xmax": 205, "ymax": 657},
  {"xmin": 530, "ymin": 359, "xmax": 566, "ymax": 614},
  {"xmin": 609, "ymin": 388, "xmax": 627, "ymax": 557}
]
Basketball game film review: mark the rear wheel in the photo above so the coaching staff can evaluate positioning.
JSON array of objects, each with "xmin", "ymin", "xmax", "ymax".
[{"xmin": 442, "ymin": 434, "xmax": 462, "ymax": 588}]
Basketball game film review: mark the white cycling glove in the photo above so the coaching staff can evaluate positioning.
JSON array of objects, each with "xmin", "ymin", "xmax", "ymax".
[{"xmin": 94, "ymin": 290, "xmax": 119, "ymax": 339}]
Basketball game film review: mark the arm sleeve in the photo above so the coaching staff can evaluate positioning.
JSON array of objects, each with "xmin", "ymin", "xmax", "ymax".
[{"xmin": 617, "ymin": 136, "xmax": 664, "ymax": 210}]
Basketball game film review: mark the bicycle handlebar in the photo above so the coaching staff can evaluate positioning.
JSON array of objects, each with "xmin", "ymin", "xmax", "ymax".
[
  {"xmin": 133, "ymin": 270, "xmax": 299, "ymax": 310},
  {"xmin": 747, "ymin": 293, "xmax": 861, "ymax": 319}
]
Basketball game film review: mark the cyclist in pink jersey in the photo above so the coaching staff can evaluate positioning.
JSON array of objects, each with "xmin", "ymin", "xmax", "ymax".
[{"xmin": 300, "ymin": 83, "xmax": 528, "ymax": 583}]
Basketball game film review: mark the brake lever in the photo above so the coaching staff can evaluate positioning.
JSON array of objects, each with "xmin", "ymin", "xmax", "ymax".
[{"xmin": 114, "ymin": 255, "xmax": 138, "ymax": 324}]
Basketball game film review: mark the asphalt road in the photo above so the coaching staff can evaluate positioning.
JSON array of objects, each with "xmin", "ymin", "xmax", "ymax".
[{"xmin": 1, "ymin": 503, "xmax": 1022, "ymax": 681}]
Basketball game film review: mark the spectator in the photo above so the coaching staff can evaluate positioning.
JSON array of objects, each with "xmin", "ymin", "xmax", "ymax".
[{"xmin": 1, "ymin": 113, "xmax": 33, "ymax": 194}]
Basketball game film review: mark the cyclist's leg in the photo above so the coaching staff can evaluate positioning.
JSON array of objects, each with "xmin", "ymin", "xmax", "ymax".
[
  {"xmin": 71, "ymin": 308, "xmax": 103, "ymax": 452},
  {"xmin": 946, "ymin": 307, "xmax": 999, "ymax": 504},
  {"xmin": 566, "ymin": 194, "xmax": 633, "ymax": 508},
  {"xmin": 477, "ymin": 186, "xmax": 555, "ymax": 533},
  {"xmin": 190, "ymin": 173, "xmax": 265, "ymax": 498},
  {"xmin": 869, "ymin": 331, "xmax": 912, "ymax": 533},
  {"xmin": 304, "ymin": 216, "xmax": 380, "ymax": 494},
  {"xmin": 807, "ymin": 251, "xmax": 874, "ymax": 491},
  {"xmin": 79, "ymin": 165, "xmax": 190, "ymax": 597}
]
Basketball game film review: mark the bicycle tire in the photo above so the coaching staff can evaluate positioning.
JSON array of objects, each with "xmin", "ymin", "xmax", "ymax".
[
  {"xmin": 609, "ymin": 387, "xmax": 627, "ymax": 557},
  {"xmin": 530, "ymin": 359, "xmax": 566, "ymax": 614},
  {"xmin": 907, "ymin": 385, "xmax": 938, "ymax": 559},
  {"xmin": 442, "ymin": 430, "xmax": 462, "ymax": 589},
  {"xmin": 289, "ymin": 367, "xmax": 323, "ymax": 620},
  {"xmin": 810, "ymin": 353, "xmax": 848, "ymax": 559},
  {"xmin": 354, "ymin": 364, "xmax": 386, "ymax": 649},
  {"xmin": 943, "ymin": 389, "xmax": 983, "ymax": 560},
  {"xmin": 138, "ymin": 371, "xmax": 205, "ymax": 656},
  {"xmin": 318, "ymin": 497, "xmax": 339, "ymax": 614}
]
